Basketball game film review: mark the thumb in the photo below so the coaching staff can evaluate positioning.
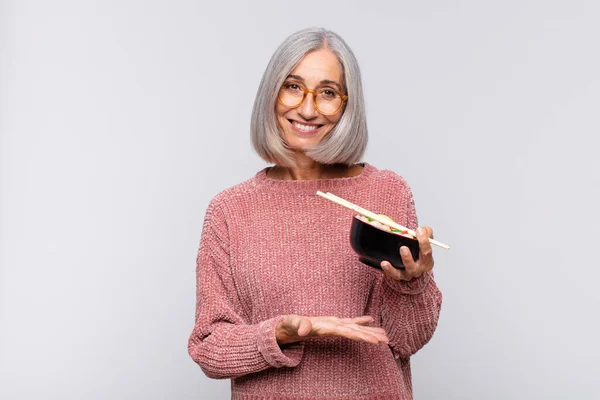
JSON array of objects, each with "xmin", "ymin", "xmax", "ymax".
[{"xmin": 297, "ymin": 317, "xmax": 312, "ymax": 337}]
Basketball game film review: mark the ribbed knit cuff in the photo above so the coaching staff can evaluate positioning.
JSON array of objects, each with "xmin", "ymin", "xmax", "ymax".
[
  {"xmin": 384, "ymin": 270, "xmax": 432, "ymax": 295},
  {"xmin": 257, "ymin": 316, "xmax": 305, "ymax": 368}
]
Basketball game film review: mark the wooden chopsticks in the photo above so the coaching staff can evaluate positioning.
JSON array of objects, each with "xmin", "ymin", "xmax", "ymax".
[{"xmin": 316, "ymin": 191, "xmax": 450, "ymax": 250}]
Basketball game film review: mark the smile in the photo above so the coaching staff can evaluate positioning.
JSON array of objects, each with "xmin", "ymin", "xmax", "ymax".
[{"xmin": 289, "ymin": 120, "xmax": 323, "ymax": 134}]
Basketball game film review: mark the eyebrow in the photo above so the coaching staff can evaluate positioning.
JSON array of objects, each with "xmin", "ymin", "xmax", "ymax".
[{"xmin": 286, "ymin": 75, "xmax": 343, "ymax": 91}]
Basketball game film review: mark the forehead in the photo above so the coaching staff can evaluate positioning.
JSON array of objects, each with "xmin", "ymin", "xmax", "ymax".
[{"xmin": 289, "ymin": 49, "xmax": 342, "ymax": 83}]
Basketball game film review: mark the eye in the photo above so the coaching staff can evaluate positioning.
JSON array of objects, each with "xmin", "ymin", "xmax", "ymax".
[
  {"xmin": 319, "ymin": 88, "xmax": 338, "ymax": 100},
  {"xmin": 283, "ymin": 83, "xmax": 302, "ymax": 92}
]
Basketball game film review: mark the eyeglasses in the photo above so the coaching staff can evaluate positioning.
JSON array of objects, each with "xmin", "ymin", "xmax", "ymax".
[{"xmin": 278, "ymin": 82, "xmax": 348, "ymax": 115}]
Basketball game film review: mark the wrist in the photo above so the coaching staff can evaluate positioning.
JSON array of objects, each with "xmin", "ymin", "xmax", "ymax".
[
  {"xmin": 275, "ymin": 319, "xmax": 287, "ymax": 344},
  {"xmin": 385, "ymin": 270, "xmax": 432, "ymax": 295},
  {"xmin": 275, "ymin": 318, "xmax": 296, "ymax": 345}
]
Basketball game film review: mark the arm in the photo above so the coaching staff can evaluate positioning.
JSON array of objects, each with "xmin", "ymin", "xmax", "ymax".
[
  {"xmin": 381, "ymin": 272, "xmax": 442, "ymax": 359},
  {"xmin": 187, "ymin": 200, "xmax": 304, "ymax": 379},
  {"xmin": 380, "ymin": 187, "xmax": 443, "ymax": 359}
]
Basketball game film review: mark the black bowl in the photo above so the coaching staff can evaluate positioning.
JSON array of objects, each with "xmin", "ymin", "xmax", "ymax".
[{"xmin": 349, "ymin": 216, "xmax": 420, "ymax": 270}]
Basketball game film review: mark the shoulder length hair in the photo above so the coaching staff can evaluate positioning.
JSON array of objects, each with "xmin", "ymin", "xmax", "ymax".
[{"xmin": 250, "ymin": 28, "xmax": 368, "ymax": 167}]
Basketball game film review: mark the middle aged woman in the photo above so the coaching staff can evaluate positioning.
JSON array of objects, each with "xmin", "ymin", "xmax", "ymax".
[{"xmin": 188, "ymin": 27, "xmax": 443, "ymax": 400}]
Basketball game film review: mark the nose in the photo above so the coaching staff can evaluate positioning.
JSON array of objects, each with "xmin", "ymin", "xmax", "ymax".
[{"xmin": 297, "ymin": 92, "xmax": 318, "ymax": 120}]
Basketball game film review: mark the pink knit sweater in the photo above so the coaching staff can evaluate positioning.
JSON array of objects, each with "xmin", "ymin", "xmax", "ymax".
[{"xmin": 188, "ymin": 163, "xmax": 442, "ymax": 399}]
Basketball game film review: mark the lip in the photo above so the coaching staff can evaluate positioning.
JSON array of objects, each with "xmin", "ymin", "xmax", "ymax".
[{"xmin": 288, "ymin": 119, "xmax": 323, "ymax": 135}]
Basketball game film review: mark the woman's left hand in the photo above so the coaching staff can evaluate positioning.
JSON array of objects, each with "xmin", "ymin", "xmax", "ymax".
[{"xmin": 380, "ymin": 226, "xmax": 435, "ymax": 281}]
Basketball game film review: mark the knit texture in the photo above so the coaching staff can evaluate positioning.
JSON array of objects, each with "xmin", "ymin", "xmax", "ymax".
[{"xmin": 188, "ymin": 163, "xmax": 443, "ymax": 399}]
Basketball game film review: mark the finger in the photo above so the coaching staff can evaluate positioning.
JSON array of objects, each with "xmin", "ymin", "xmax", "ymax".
[
  {"xmin": 339, "ymin": 316, "xmax": 374, "ymax": 325},
  {"xmin": 297, "ymin": 317, "xmax": 312, "ymax": 337},
  {"xmin": 347, "ymin": 324, "xmax": 389, "ymax": 338},
  {"xmin": 282, "ymin": 315, "xmax": 299, "ymax": 335},
  {"xmin": 354, "ymin": 332, "xmax": 381, "ymax": 344},
  {"xmin": 380, "ymin": 260, "xmax": 408, "ymax": 281},
  {"xmin": 336, "ymin": 324, "xmax": 378, "ymax": 343},
  {"xmin": 349, "ymin": 324, "xmax": 386, "ymax": 333},
  {"xmin": 416, "ymin": 227, "xmax": 434, "ymax": 271},
  {"xmin": 278, "ymin": 315, "xmax": 301, "ymax": 343},
  {"xmin": 423, "ymin": 225, "xmax": 434, "ymax": 239},
  {"xmin": 338, "ymin": 325, "xmax": 388, "ymax": 344},
  {"xmin": 313, "ymin": 318, "xmax": 389, "ymax": 344},
  {"xmin": 399, "ymin": 246, "xmax": 419, "ymax": 277},
  {"xmin": 350, "ymin": 328, "xmax": 389, "ymax": 344},
  {"xmin": 339, "ymin": 321, "xmax": 388, "ymax": 337}
]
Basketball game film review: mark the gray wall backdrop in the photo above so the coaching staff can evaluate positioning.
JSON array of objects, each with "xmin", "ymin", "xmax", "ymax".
[{"xmin": 1, "ymin": 0, "xmax": 599, "ymax": 399}]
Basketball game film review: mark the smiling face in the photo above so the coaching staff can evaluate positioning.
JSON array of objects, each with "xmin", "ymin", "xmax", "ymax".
[{"xmin": 275, "ymin": 48, "xmax": 345, "ymax": 152}]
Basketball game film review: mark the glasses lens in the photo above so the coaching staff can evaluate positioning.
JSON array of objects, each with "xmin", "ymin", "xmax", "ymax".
[
  {"xmin": 279, "ymin": 84, "xmax": 304, "ymax": 107},
  {"xmin": 316, "ymin": 91, "xmax": 343, "ymax": 114}
]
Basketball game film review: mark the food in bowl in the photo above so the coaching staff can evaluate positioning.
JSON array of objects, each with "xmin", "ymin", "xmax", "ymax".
[
  {"xmin": 350, "ymin": 214, "xmax": 420, "ymax": 270},
  {"xmin": 356, "ymin": 214, "xmax": 415, "ymax": 238}
]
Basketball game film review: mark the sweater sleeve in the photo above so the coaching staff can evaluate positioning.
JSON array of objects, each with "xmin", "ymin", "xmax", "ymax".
[
  {"xmin": 380, "ymin": 183, "xmax": 443, "ymax": 359},
  {"xmin": 188, "ymin": 198, "xmax": 305, "ymax": 379}
]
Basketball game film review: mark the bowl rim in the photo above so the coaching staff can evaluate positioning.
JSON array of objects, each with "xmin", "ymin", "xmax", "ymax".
[{"xmin": 353, "ymin": 215, "xmax": 418, "ymax": 241}]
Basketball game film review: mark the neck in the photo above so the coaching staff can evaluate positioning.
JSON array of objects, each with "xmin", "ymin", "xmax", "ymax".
[{"xmin": 268, "ymin": 152, "xmax": 362, "ymax": 181}]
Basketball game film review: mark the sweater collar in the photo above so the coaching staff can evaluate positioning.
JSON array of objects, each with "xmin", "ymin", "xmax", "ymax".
[{"xmin": 253, "ymin": 162, "xmax": 376, "ymax": 194}]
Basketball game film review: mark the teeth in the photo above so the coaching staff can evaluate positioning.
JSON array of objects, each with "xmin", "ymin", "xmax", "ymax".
[{"xmin": 293, "ymin": 121, "xmax": 319, "ymax": 132}]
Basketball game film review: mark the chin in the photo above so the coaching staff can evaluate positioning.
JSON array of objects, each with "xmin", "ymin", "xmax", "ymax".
[
  {"xmin": 284, "ymin": 130, "xmax": 330, "ymax": 148},
  {"xmin": 286, "ymin": 139, "xmax": 322, "ymax": 153}
]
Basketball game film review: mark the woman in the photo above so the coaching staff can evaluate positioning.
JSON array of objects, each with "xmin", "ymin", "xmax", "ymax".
[{"xmin": 188, "ymin": 27, "xmax": 442, "ymax": 399}]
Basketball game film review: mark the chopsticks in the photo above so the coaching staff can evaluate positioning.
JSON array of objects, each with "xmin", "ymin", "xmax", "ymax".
[{"xmin": 316, "ymin": 191, "xmax": 450, "ymax": 250}]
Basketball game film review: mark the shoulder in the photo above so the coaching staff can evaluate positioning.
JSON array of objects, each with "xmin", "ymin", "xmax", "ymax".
[
  {"xmin": 365, "ymin": 164, "xmax": 418, "ymax": 224},
  {"xmin": 204, "ymin": 171, "xmax": 264, "ymax": 218},
  {"xmin": 366, "ymin": 164, "xmax": 413, "ymax": 196}
]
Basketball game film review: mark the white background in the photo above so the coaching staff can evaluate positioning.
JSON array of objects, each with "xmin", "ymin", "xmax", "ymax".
[{"xmin": 1, "ymin": 1, "xmax": 599, "ymax": 399}]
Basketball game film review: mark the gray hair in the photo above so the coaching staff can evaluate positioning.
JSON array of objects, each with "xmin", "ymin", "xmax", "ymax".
[{"xmin": 250, "ymin": 28, "xmax": 368, "ymax": 167}]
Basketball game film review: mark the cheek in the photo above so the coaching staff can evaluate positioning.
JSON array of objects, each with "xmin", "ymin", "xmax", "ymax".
[
  {"xmin": 325, "ymin": 112, "xmax": 343, "ymax": 126},
  {"xmin": 275, "ymin": 103, "xmax": 288, "ymax": 119},
  {"xmin": 274, "ymin": 106, "xmax": 288, "ymax": 131}
]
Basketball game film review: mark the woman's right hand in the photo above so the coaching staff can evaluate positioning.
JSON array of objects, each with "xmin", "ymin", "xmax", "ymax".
[{"xmin": 275, "ymin": 315, "xmax": 389, "ymax": 345}]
